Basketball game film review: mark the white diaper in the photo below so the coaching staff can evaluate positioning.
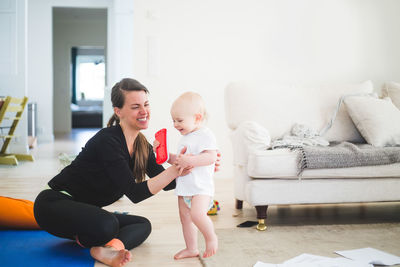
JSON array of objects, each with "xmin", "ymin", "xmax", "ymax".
[{"xmin": 183, "ymin": 196, "xmax": 214, "ymax": 210}]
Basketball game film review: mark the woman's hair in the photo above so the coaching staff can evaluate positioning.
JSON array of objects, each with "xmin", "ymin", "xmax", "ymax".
[{"xmin": 107, "ymin": 78, "xmax": 150, "ymax": 183}]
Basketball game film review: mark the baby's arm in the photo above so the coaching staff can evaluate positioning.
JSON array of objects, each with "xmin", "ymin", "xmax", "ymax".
[{"xmin": 175, "ymin": 150, "xmax": 217, "ymax": 170}]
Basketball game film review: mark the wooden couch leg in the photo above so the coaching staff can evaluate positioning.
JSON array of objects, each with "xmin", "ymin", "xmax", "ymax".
[
  {"xmin": 255, "ymin": 205, "xmax": 268, "ymax": 231},
  {"xmin": 236, "ymin": 199, "xmax": 243, "ymax": 209}
]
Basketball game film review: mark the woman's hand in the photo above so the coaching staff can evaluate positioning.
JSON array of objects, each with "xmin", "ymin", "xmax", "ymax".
[
  {"xmin": 175, "ymin": 154, "xmax": 194, "ymax": 170},
  {"xmin": 174, "ymin": 147, "xmax": 194, "ymax": 175},
  {"xmin": 179, "ymin": 166, "xmax": 193, "ymax": 176},
  {"xmin": 152, "ymin": 140, "xmax": 160, "ymax": 153}
]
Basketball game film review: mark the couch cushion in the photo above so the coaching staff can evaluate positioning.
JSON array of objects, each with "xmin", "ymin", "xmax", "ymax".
[
  {"xmin": 382, "ymin": 81, "xmax": 400, "ymax": 110},
  {"xmin": 225, "ymin": 80, "xmax": 373, "ymax": 143},
  {"xmin": 344, "ymin": 95, "xmax": 400, "ymax": 147},
  {"xmin": 247, "ymin": 149, "xmax": 400, "ymax": 179}
]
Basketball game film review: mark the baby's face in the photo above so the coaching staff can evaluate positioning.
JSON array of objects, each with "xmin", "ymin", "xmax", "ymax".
[{"xmin": 171, "ymin": 104, "xmax": 199, "ymax": 135}]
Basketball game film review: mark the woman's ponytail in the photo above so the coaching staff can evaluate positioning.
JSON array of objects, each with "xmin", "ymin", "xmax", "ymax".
[
  {"xmin": 133, "ymin": 132, "xmax": 149, "ymax": 183},
  {"xmin": 107, "ymin": 114, "xmax": 120, "ymax": 127}
]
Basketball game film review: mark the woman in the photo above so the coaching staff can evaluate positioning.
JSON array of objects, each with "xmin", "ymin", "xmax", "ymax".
[{"xmin": 34, "ymin": 78, "xmax": 215, "ymax": 267}]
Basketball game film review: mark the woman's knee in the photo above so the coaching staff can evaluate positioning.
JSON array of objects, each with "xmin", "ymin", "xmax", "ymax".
[
  {"xmin": 134, "ymin": 216, "xmax": 152, "ymax": 243},
  {"xmin": 84, "ymin": 213, "xmax": 119, "ymax": 246},
  {"xmin": 140, "ymin": 217, "xmax": 152, "ymax": 238},
  {"xmin": 119, "ymin": 216, "xmax": 152, "ymax": 250},
  {"xmin": 33, "ymin": 190, "xmax": 65, "ymax": 229},
  {"xmin": 96, "ymin": 214, "xmax": 119, "ymax": 238}
]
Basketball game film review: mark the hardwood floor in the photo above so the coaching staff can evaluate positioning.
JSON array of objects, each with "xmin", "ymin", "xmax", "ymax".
[{"xmin": 1, "ymin": 128, "xmax": 399, "ymax": 267}]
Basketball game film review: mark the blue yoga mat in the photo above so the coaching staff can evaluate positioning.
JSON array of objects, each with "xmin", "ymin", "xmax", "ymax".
[{"xmin": 0, "ymin": 230, "xmax": 94, "ymax": 267}]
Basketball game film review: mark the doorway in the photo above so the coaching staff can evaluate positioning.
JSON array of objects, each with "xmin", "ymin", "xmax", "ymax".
[
  {"xmin": 71, "ymin": 46, "xmax": 105, "ymax": 128},
  {"xmin": 53, "ymin": 7, "xmax": 107, "ymax": 132}
]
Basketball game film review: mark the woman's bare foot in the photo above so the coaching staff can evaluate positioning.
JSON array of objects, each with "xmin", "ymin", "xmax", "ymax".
[
  {"xmin": 90, "ymin": 246, "xmax": 132, "ymax": 267},
  {"xmin": 203, "ymin": 234, "xmax": 218, "ymax": 258},
  {"xmin": 174, "ymin": 248, "xmax": 199, "ymax": 260}
]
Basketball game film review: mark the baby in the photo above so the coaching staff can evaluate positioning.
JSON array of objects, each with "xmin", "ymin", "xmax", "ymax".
[{"xmin": 156, "ymin": 92, "xmax": 218, "ymax": 259}]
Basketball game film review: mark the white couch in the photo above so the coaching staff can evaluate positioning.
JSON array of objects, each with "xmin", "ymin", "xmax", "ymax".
[{"xmin": 224, "ymin": 80, "xmax": 400, "ymax": 230}]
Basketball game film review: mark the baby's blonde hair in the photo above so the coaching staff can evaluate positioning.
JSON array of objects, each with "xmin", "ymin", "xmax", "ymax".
[{"xmin": 172, "ymin": 92, "xmax": 208, "ymax": 122}]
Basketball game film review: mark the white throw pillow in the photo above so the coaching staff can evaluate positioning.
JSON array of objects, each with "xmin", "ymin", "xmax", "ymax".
[
  {"xmin": 322, "ymin": 80, "xmax": 374, "ymax": 143},
  {"xmin": 344, "ymin": 96, "xmax": 400, "ymax": 147},
  {"xmin": 382, "ymin": 81, "xmax": 400, "ymax": 110}
]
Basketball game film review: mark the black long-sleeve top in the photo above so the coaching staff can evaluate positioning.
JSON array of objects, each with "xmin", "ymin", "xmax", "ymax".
[{"xmin": 48, "ymin": 124, "xmax": 175, "ymax": 207}]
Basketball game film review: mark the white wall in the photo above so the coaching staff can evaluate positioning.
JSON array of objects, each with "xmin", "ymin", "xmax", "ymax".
[
  {"xmin": 25, "ymin": 0, "xmax": 400, "ymax": 179},
  {"xmin": 0, "ymin": 0, "xmax": 29, "ymax": 154},
  {"xmin": 103, "ymin": 0, "xmax": 135, "ymax": 126},
  {"xmin": 103, "ymin": 0, "xmax": 400, "ymax": 179},
  {"xmin": 27, "ymin": 0, "xmax": 54, "ymax": 143},
  {"xmin": 53, "ymin": 9, "xmax": 107, "ymax": 133}
]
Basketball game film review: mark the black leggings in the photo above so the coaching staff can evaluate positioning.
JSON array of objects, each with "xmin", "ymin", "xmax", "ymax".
[{"xmin": 33, "ymin": 189, "xmax": 151, "ymax": 250}]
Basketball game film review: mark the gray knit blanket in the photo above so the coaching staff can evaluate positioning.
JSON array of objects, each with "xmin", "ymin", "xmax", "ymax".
[{"xmin": 297, "ymin": 142, "xmax": 400, "ymax": 175}]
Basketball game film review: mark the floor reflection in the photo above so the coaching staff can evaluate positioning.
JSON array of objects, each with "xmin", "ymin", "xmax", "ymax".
[{"xmin": 268, "ymin": 202, "xmax": 400, "ymax": 226}]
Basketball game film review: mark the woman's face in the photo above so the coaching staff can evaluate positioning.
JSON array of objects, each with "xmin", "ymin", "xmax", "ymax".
[{"xmin": 115, "ymin": 90, "xmax": 150, "ymax": 131}]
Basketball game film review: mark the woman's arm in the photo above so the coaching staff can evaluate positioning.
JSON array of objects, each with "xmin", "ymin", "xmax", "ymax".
[
  {"xmin": 147, "ymin": 165, "xmax": 180, "ymax": 195},
  {"xmin": 147, "ymin": 144, "xmax": 175, "ymax": 191},
  {"xmin": 146, "ymin": 147, "xmax": 190, "ymax": 194}
]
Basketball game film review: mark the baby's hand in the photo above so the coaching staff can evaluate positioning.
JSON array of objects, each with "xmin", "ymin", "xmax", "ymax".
[
  {"xmin": 153, "ymin": 140, "xmax": 160, "ymax": 153},
  {"xmin": 175, "ymin": 154, "xmax": 194, "ymax": 170}
]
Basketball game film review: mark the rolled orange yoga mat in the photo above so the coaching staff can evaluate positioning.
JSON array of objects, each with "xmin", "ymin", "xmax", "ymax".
[{"xmin": 0, "ymin": 196, "xmax": 40, "ymax": 229}]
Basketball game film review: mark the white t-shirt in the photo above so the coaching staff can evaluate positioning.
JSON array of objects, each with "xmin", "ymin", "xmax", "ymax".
[{"xmin": 175, "ymin": 127, "xmax": 218, "ymax": 197}]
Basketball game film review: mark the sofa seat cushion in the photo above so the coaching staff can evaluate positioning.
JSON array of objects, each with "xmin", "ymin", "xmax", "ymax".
[{"xmin": 247, "ymin": 149, "xmax": 400, "ymax": 179}]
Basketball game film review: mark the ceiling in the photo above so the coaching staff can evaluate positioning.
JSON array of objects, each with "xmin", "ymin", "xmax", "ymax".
[{"xmin": 53, "ymin": 7, "xmax": 107, "ymax": 21}]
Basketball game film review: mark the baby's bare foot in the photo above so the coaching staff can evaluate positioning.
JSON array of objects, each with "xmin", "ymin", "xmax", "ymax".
[
  {"xmin": 90, "ymin": 246, "xmax": 132, "ymax": 267},
  {"xmin": 203, "ymin": 234, "xmax": 218, "ymax": 258},
  {"xmin": 174, "ymin": 248, "xmax": 199, "ymax": 260}
]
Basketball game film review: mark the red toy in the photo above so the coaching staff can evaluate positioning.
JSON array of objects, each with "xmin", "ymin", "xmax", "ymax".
[{"xmin": 155, "ymin": 128, "xmax": 169, "ymax": 164}]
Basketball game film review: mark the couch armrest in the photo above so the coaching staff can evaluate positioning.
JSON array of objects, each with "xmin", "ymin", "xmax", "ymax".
[{"xmin": 230, "ymin": 121, "xmax": 271, "ymax": 166}]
